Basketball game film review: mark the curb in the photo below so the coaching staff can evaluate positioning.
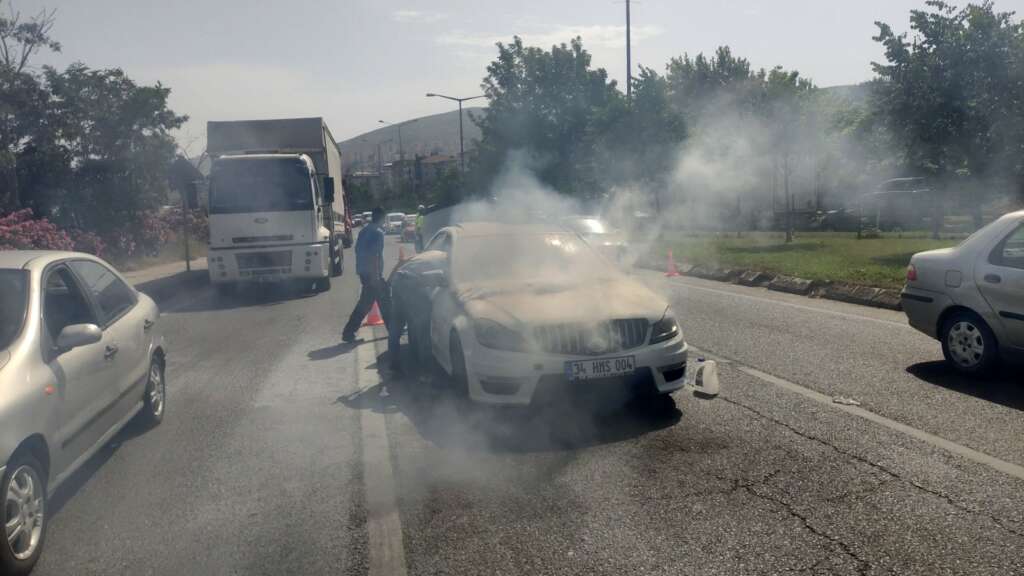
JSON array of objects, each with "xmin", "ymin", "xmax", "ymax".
[
  {"xmin": 639, "ymin": 254, "xmax": 902, "ymax": 311},
  {"xmin": 132, "ymin": 269, "xmax": 208, "ymax": 304}
]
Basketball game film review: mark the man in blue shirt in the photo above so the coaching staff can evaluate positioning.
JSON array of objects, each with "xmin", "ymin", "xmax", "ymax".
[{"xmin": 342, "ymin": 207, "xmax": 391, "ymax": 342}]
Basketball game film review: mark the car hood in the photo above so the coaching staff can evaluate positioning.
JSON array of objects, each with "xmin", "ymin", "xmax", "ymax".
[{"xmin": 457, "ymin": 276, "xmax": 667, "ymax": 326}]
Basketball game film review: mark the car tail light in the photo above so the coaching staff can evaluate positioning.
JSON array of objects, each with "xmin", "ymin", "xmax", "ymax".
[{"xmin": 906, "ymin": 264, "xmax": 917, "ymax": 282}]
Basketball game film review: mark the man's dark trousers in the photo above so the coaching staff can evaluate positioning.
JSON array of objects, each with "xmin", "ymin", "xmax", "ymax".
[{"xmin": 342, "ymin": 274, "xmax": 392, "ymax": 339}]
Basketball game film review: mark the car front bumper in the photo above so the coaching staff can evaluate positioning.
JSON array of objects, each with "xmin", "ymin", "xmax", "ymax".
[{"xmin": 462, "ymin": 332, "xmax": 689, "ymax": 406}]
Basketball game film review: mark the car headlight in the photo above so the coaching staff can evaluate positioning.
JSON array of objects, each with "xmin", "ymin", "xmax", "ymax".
[
  {"xmin": 650, "ymin": 309, "xmax": 680, "ymax": 344},
  {"xmin": 475, "ymin": 319, "xmax": 528, "ymax": 352}
]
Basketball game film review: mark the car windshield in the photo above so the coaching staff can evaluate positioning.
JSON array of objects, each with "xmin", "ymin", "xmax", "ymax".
[
  {"xmin": 563, "ymin": 217, "xmax": 614, "ymax": 235},
  {"xmin": 452, "ymin": 233, "xmax": 616, "ymax": 285},
  {"xmin": 0, "ymin": 270, "xmax": 29, "ymax": 351},
  {"xmin": 209, "ymin": 158, "xmax": 313, "ymax": 214}
]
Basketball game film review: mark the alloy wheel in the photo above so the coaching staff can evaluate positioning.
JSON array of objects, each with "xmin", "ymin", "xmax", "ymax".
[{"xmin": 5, "ymin": 465, "xmax": 44, "ymax": 561}]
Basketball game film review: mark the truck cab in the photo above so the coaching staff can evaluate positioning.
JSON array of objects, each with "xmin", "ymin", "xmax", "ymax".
[{"xmin": 207, "ymin": 154, "xmax": 339, "ymax": 291}]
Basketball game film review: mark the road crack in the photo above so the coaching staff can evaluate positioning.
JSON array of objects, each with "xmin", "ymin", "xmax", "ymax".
[{"xmin": 721, "ymin": 395, "xmax": 1024, "ymax": 541}]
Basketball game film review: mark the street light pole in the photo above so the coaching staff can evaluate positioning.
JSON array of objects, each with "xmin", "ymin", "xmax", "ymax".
[{"xmin": 425, "ymin": 93, "xmax": 485, "ymax": 173}]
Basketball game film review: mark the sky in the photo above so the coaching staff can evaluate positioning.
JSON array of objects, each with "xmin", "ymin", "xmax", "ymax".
[{"xmin": 21, "ymin": 0, "xmax": 1024, "ymax": 149}]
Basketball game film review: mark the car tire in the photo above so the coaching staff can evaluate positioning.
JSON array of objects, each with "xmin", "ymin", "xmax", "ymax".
[
  {"xmin": 940, "ymin": 310, "xmax": 999, "ymax": 375},
  {"xmin": 450, "ymin": 332, "xmax": 470, "ymax": 398},
  {"xmin": 0, "ymin": 454, "xmax": 47, "ymax": 576},
  {"xmin": 136, "ymin": 357, "xmax": 166, "ymax": 428},
  {"xmin": 314, "ymin": 277, "xmax": 332, "ymax": 293}
]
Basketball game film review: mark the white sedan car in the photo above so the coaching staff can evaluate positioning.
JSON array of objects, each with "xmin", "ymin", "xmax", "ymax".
[
  {"xmin": 404, "ymin": 222, "xmax": 709, "ymax": 407},
  {"xmin": 902, "ymin": 209, "xmax": 1024, "ymax": 374}
]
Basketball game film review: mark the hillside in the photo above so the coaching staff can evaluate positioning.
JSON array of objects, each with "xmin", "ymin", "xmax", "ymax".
[{"xmin": 338, "ymin": 107, "xmax": 485, "ymax": 172}]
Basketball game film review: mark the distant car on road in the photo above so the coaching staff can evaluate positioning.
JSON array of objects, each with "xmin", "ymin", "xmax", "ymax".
[
  {"xmin": 385, "ymin": 212, "xmax": 406, "ymax": 235},
  {"xmin": 0, "ymin": 251, "xmax": 166, "ymax": 574},
  {"xmin": 902, "ymin": 210, "xmax": 1024, "ymax": 374},
  {"xmin": 561, "ymin": 216, "xmax": 629, "ymax": 262},
  {"xmin": 396, "ymin": 223, "xmax": 713, "ymax": 408},
  {"xmin": 352, "ymin": 215, "xmax": 363, "ymax": 227}
]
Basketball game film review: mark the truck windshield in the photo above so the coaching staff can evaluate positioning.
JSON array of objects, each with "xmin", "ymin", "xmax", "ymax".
[
  {"xmin": 0, "ymin": 270, "xmax": 29, "ymax": 352},
  {"xmin": 209, "ymin": 158, "xmax": 314, "ymax": 214}
]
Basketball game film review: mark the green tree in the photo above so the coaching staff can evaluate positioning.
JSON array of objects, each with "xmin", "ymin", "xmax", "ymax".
[
  {"xmin": 41, "ymin": 63, "xmax": 187, "ymax": 230},
  {"xmin": 472, "ymin": 36, "xmax": 623, "ymax": 197},
  {"xmin": 0, "ymin": 1, "xmax": 60, "ymax": 211},
  {"xmin": 872, "ymin": 0, "xmax": 1024, "ymax": 225}
]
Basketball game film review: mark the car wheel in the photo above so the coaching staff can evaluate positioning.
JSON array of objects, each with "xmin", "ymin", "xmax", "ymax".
[
  {"xmin": 314, "ymin": 277, "xmax": 332, "ymax": 293},
  {"xmin": 136, "ymin": 358, "xmax": 166, "ymax": 428},
  {"xmin": 449, "ymin": 332, "xmax": 470, "ymax": 398},
  {"xmin": 0, "ymin": 454, "xmax": 47, "ymax": 576},
  {"xmin": 941, "ymin": 311, "xmax": 999, "ymax": 375}
]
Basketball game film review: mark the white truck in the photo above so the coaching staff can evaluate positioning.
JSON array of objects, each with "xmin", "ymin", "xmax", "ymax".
[{"xmin": 206, "ymin": 118, "xmax": 348, "ymax": 293}]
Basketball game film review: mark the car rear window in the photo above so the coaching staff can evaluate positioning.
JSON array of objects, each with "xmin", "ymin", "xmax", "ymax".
[{"xmin": 0, "ymin": 270, "xmax": 29, "ymax": 351}]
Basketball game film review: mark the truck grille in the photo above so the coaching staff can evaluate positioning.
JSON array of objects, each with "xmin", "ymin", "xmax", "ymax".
[
  {"xmin": 235, "ymin": 250, "xmax": 292, "ymax": 270},
  {"xmin": 534, "ymin": 319, "xmax": 649, "ymax": 356},
  {"xmin": 232, "ymin": 235, "xmax": 294, "ymax": 244}
]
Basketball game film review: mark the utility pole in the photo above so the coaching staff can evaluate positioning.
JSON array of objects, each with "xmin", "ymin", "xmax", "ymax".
[
  {"xmin": 425, "ymin": 93, "xmax": 486, "ymax": 173},
  {"xmin": 626, "ymin": 0, "xmax": 632, "ymax": 102}
]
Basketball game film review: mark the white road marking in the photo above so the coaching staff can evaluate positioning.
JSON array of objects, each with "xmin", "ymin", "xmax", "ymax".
[
  {"xmin": 725, "ymin": 362, "xmax": 1024, "ymax": 482},
  {"xmin": 665, "ymin": 275, "xmax": 912, "ymax": 329},
  {"xmin": 357, "ymin": 333, "xmax": 409, "ymax": 576}
]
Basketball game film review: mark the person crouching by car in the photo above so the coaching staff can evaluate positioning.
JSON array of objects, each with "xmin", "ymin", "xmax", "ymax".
[
  {"xmin": 387, "ymin": 250, "xmax": 446, "ymax": 373},
  {"xmin": 342, "ymin": 207, "xmax": 391, "ymax": 343}
]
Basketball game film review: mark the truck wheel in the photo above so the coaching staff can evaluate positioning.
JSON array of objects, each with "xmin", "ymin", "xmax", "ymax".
[
  {"xmin": 214, "ymin": 283, "xmax": 235, "ymax": 299},
  {"xmin": 941, "ymin": 310, "xmax": 999, "ymax": 375},
  {"xmin": 331, "ymin": 239, "xmax": 344, "ymax": 277}
]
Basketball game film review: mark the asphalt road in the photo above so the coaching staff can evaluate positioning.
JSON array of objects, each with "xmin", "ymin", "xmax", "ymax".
[{"xmin": 32, "ymin": 236, "xmax": 1024, "ymax": 575}]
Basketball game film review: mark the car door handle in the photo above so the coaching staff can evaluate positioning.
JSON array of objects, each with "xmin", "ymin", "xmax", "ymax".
[
  {"xmin": 143, "ymin": 319, "xmax": 155, "ymax": 331},
  {"xmin": 104, "ymin": 345, "xmax": 119, "ymax": 359},
  {"xmin": 984, "ymin": 274, "xmax": 1002, "ymax": 284}
]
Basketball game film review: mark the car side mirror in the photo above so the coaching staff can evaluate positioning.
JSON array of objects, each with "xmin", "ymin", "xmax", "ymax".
[
  {"xmin": 322, "ymin": 176, "xmax": 335, "ymax": 204},
  {"xmin": 421, "ymin": 269, "xmax": 448, "ymax": 288},
  {"xmin": 56, "ymin": 324, "xmax": 102, "ymax": 352}
]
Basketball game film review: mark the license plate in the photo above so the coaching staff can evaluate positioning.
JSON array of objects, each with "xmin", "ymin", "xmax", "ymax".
[{"xmin": 565, "ymin": 356, "xmax": 636, "ymax": 381}]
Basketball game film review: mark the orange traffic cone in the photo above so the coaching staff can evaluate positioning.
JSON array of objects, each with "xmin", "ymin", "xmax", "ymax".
[
  {"xmin": 362, "ymin": 302, "xmax": 385, "ymax": 327},
  {"xmin": 398, "ymin": 245, "xmax": 408, "ymax": 262},
  {"xmin": 665, "ymin": 249, "xmax": 681, "ymax": 277}
]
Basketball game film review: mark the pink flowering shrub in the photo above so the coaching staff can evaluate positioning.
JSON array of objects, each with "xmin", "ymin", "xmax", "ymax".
[
  {"xmin": 1, "ymin": 206, "xmax": 209, "ymax": 260},
  {"xmin": 0, "ymin": 209, "xmax": 75, "ymax": 251}
]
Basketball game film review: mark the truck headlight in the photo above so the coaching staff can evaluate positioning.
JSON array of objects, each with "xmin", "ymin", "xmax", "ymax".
[
  {"xmin": 475, "ymin": 319, "xmax": 528, "ymax": 352},
  {"xmin": 650, "ymin": 310, "xmax": 680, "ymax": 344}
]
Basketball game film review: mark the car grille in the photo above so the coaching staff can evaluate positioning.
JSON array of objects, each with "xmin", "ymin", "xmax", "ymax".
[
  {"xmin": 232, "ymin": 235, "xmax": 294, "ymax": 244},
  {"xmin": 534, "ymin": 318, "xmax": 649, "ymax": 356},
  {"xmin": 235, "ymin": 250, "xmax": 292, "ymax": 270}
]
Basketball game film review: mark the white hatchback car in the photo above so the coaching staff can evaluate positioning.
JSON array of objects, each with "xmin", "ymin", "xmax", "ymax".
[
  {"xmin": 902, "ymin": 210, "xmax": 1024, "ymax": 373},
  {"xmin": 403, "ymin": 222, "xmax": 713, "ymax": 407}
]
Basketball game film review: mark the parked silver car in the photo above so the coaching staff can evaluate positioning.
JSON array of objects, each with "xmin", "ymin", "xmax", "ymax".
[
  {"xmin": 0, "ymin": 251, "xmax": 166, "ymax": 574},
  {"xmin": 902, "ymin": 210, "xmax": 1024, "ymax": 374}
]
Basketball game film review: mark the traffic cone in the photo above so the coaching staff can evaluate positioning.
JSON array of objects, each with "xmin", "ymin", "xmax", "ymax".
[
  {"xmin": 665, "ymin": 249, "xmax": 681, "ymax": 277},
  {"xmin": 362, "ymin": 302, "xmax": 385, "ymax": 327}
]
